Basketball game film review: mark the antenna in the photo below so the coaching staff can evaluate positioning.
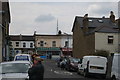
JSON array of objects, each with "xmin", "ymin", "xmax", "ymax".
[{"xmin": 56, "ymin": 19, "xmax": 59, "ymax": 34}]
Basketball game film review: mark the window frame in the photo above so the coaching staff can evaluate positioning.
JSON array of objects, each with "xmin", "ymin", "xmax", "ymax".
[
  {"xmin": 65, "ymin": 41, "xmax": 69, "ymax": 47},
  {"xmin": 23, "ymin": 42, "xmax": 26, "ymax": 48},
  {"xmin": 52, "ymin": 41, "xmax": 56, "ymax": 47},
  {"xmin": 40, "ymin": 41, "xmax": 44, "ymax": 47},
  {"xmin": 30, "ymin": 43, "xmax": 33, "ymax": 48},
  {"xmin": 16, "ymin": 42, "xmax": 19, "ymax": 47},
  {"xmin": 108, "ymin": 36, "xmax": 114, "ymax": 44}
]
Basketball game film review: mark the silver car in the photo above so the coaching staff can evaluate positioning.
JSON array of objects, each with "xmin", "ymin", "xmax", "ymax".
[{"xmin": 0, "ymin": 61, "xmax": 32, "ymax": 80}]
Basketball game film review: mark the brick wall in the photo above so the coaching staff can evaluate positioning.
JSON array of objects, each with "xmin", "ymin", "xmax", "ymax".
[{"xmin": 73, "ymin": 21, "xmax": 95, "ymax": 58}]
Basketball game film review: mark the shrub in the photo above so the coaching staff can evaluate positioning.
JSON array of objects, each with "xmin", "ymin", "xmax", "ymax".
[{"xmin": 94, "ymin": 50, "xmax": 109, "ymax": 57}]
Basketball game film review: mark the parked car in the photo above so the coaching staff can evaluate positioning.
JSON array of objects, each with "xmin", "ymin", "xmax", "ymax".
[
  {"xmin": 14, "ymin": 54, "xmax": 33, "ymax": 64},
  {"xmin": 60, "ymin": 58, "xmax": 67, "ymax": 69},
  {"xmin": 78, "ymin": 56, "xmax": 107, "ymax": 78},
  {"xmin": 65, "ymin": 57, "xmax": 80, "ymax": 71},
  {"xmin": 0, "ymin": 61, "xmax": 32, "ymax": 80},
  {"xmin": 57, "ymin": 57, "xmax": 67, "ymax": 67},
  {"xmin": 111, "ymin": 53, "xmax": 120, "ymax": 80}
]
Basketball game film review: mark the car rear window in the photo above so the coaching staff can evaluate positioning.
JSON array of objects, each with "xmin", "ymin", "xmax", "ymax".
[{"xmin": 15, "ymin": 56, "xmax": 29, "ymax": 61}]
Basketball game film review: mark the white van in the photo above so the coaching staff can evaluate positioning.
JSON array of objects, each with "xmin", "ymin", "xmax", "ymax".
[
  {"xmin": 14, "ymin": 54, "xmax": 33, "ymax": 64},
  {"xmin": 78, "ymin": 56, "xmax": 107, "ymax": 78},
  {"xmin": 111, "ymin": 53, "xmax": 120, "ymax": 80}
]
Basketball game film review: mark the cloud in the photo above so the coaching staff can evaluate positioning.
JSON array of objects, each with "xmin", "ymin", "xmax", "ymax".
[
  {"xmin": 9, "ymin": 0, "xmax": 119, "ymax": 2},
  {"xmin": 35, "ymin": 14, "xmax": 56, "ymax": 22},
  {"xmin": 118, "ymin": 1, "xmax": 120, "ymax": 17},
  {"xmin": 87, "ymin": 2, "xmax": 118, "ymax": 17},
  {"xmin": 9, "ymin": 2, "xmax": 118, "ymax": 35}
]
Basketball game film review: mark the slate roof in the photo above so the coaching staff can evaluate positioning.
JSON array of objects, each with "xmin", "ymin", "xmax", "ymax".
[
  {"xmin": 10, "ymin": 35, "xmax": 34, "ymax": 41},
  {"xmin": 90, "ymin": 25, "xmax": 119, "ymax": 33},
  {"xmin": 72, "ymin": 16, "xmax": 119, "ymax": 33},
  {"xmin": 75, "ymin": 16, "xmax": 118, "ymax": 28}
]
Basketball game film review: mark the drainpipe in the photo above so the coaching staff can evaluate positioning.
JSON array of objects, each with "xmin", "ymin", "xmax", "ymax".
[{"xmin": 0, "ymin": 24, "xmax": 2, "ymax": 62}]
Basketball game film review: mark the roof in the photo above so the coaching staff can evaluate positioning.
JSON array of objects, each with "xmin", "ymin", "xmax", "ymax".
[
  {"xmin": 15, "ymin": 54, "xmax": 31, "ymax": 56},
  {"xmin": 90, "ymin": 25, "xmax": 119, "ymax": 33},
  {"xmin": 72, "ymin": 16, "xmax": 119, "ymax": 33},
  {"xmin": 10, "ymin": 35, "xmax": 34, "ymax": 41},
  {"xmin": 35, "ymin": 34, "xmax": 72, "ymax": 37},
  {"xmin": 75, "ymin": 16, "xmax": 118, "ymax": 28},
  {"xmin": 83, "ymin": 56, "xmax": 107, "ymax": 59},
  {"xmin": 0, "ymin": 61, "xmax": 31, "ymax": 64}
]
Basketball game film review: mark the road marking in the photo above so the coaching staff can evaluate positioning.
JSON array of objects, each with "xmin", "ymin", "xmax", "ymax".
[
  {"xmin": 51, "ymin": 69, "xmax": 53, "ymax": 71},
  {"xmin": 54, "ymin": 70, "xmax": 73, "ymax": 75}
]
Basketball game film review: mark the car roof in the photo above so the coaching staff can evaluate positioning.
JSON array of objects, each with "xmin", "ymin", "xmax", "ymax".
[
  {"xmin": 15, "ymin": 54, "xmax": 31, "ymax": 56},
  {"xmin": 83, "ymin": 56, "xmax": 107, "ymax": 59},
  {"xmin": 1, "ymin": 61, "xmax": 31, "ymax": 64},
  {"xmin": 114, "ymin": 53, "xmax": 120, "ymax": 56}
]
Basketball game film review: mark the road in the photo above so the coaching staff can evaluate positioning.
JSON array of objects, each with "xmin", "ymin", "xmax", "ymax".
[{"xmin": 42, "ymin": 59, "xmax": 109, "ymax": 80}]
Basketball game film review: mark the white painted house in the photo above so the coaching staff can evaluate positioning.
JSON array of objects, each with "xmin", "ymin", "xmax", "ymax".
[
  {"xmin": 35, "ymin": 33, "xmax": 73, "ymax": 56},
  {"xmin": 95, "ymin": 32, "xmax": 119, "ymax": 53},
  {"xmin": 60, "ymin": 34, "xmax": 73, "ymax": 48},
  {"xmin": 10, "ymin": 35, "xmax": 35, "ymax": 55}
]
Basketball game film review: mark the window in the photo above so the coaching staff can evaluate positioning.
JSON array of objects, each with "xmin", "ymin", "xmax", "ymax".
[
  {"xmin": 40, "ymin": 41, "xmax": 44, "ymax": 47},
  {"xmin": 16, "ymin": 42, "xmax": 19, "ymax": 47},
  {"xmin": 65, "ymin": 41, "xmax": 68, "ymax": 47},
  {"xmin": 89, "ymin": 19, "xmax": 93, "ymax": 22},
  {"xmin": 52, "ymin": 41, "xmax": 56, "ymax": 47},
  {"xmin": 108, "ymin": 36, "xmax": 114, "ymax": 44},
  {"xmin": 30, "ymin": 43, "xmax": 33, "ymax": 48},
  {"xmin": 23, "ymin": 43, "xmax": 26, "ymax": 47},
  {"xmin": 9, "ymin": 42, "xmax": 12, "ymax": 46},
  {"xmin": 98, "ymin": 19, "xmax": 103, "ymax": 23}
]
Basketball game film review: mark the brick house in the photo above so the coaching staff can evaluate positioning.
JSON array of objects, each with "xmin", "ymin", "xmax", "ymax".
[
  {"xmin": 72, "ymin": 11, "xmax": 119, "ymax": 58},
  {"xmin": 0, "ymin": 0, "xmax": 11, "ymax": 62}
]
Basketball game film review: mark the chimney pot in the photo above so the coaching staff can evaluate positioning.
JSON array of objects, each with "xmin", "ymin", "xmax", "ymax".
[
  {"xmin": 110, "ymin": 11, "xmax": 115, "ymax": 23},
  {"xmin": 102, "ymin": 16, "xmax": 105, "ymax": 18}
]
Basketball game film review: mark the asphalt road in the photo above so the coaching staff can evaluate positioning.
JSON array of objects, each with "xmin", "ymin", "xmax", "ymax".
[{"xmin": 42, "ymin": 59, "xmax": 109, "ymax": 80}]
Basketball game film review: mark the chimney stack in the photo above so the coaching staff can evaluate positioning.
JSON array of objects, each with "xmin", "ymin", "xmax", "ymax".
[
  {"xmin": 83, "ymin": 14, "xmax": 88, "ymax": 33},
  {"xmin": 110, "ymin": 11, "xmax": 115, "ymax": 23},
  {"xmin": 20, "ymin": 34, "xmax": 22, "ymax": 40}
]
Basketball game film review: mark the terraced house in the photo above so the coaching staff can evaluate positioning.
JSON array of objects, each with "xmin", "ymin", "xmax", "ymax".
[
  {"xmin": 72, "ymin": 11, "xmax": 119, "ymax": 58},
  {"xmin": 35, "ymin": 33, "xmax": 73, "ymax": 57},
  {"xmin": 0, "ymin": 0, "xmax": 11, "ymax": 62},
  {"xmin": 9, "ymin": 35, "xmax": 35, "ymax": 55}
]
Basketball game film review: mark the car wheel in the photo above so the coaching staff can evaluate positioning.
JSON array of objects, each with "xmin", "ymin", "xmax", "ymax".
[
  {"xmin": 67, "ymin": 67, "xmax": 70, "ymax": 71},
  {"xmin": 77, "ymin": 70, "xmax": 80, "ymax": 74},
  {"xmin": 83, "ymin": 69, "xmax": 88, "ymax": 77},
  {"xmin": 102, "ymin": 75, "xmax": 106, "ymax": 79},
  {"xmin": 65, "ymin": 66, "xmax": 67, "ymax": 70},
  {"xmin": 111, "ymin": 75, "xmax": 116, "ymax": 80}
]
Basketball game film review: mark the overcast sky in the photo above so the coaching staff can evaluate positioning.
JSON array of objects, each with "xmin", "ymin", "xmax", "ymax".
[{"xmin": 9, "ymin": 0, "xmax": 119, "ymax": 35}]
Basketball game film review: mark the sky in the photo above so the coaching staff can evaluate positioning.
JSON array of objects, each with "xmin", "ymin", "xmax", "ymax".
[{"xmin": 9, "ymin": 0, "xmax": 119, "ymax": 35}]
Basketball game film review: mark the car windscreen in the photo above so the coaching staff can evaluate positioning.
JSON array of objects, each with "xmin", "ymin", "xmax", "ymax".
[
  {"xmin": 70, "ymin": 58, "xmax": 80, "ymax": 63},
  {"xmin": 1, "ymin": 63, "xmax": 31, "ymax": 74},
  {"xmin": 15, "ymin": 56, "xmax": 29, "ymax": 61}
]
